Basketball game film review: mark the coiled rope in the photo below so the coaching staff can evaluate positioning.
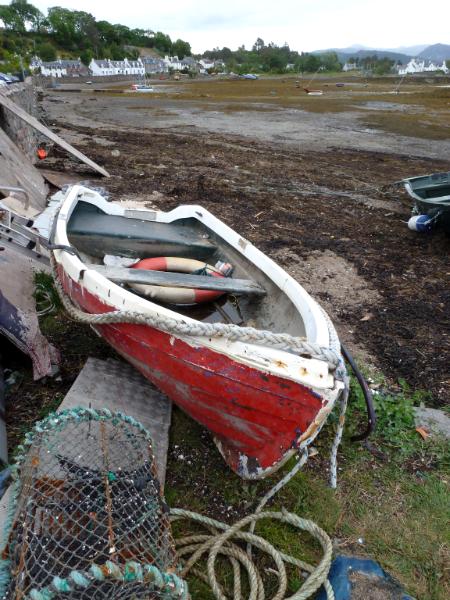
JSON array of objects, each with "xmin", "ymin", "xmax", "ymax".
[
  {"xmin": 169, "ymin": 507, "xmax": 334, "ymax": 600},
  {"xmin": 50, "ymin": 254, "xmax": 340, "ymax": 369}
]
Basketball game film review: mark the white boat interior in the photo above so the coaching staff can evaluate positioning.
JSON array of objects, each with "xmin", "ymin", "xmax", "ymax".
[{"xmin": 66, "ymin": 195, "xmax": 310, "ymax": 338}]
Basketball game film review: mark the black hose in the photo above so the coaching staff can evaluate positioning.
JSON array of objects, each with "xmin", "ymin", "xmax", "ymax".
[{"xmin": 341, "ymin": 343, "xmax": 377, "ymax": 441}]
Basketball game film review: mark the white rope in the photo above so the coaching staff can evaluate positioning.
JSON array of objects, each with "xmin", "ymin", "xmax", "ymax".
[
  {"xmin": 51, "ymin": 256, "xmax": 340, "ymax": 369},
  {"xmin": 170, "ymin": 508, "xmax": 335, "ymax": 600}
]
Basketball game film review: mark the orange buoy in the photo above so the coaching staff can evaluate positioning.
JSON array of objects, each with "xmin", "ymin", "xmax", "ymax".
[
  {"xmin": 130, "ymin": 257, "xmax": 227, "ymax": 304},
  {"xmin": 37, "ymin": 147, "xmax": 47, "ymax": 160}
]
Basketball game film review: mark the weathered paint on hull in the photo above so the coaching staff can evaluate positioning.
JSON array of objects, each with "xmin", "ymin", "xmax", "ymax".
[{"xmin": 60, "ymin": 268, "xmax": 327, "ymax": 478}]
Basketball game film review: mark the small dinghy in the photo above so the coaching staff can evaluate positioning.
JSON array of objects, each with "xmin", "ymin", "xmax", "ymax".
[
  {"xmin": 303, "ymin": 88, "xmax": 323, "ymax": 96},
  {"xmin": 403, "ymin": 171, "xmax": 450, "ymax": 232},
  {"xmin": 131, "ymin": 84, "xmax": 154, "ymax": 92},
  {"xmin": 51, "ymin": 186, "xmax": 347, "ymax": 479}
]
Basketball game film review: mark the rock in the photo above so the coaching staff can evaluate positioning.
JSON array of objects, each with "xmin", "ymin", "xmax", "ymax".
[
  {"xmin": 111, "ymin": 149, "xmax": 120, "ymax": 157},
  {"xmin": 414, "ymin": 407, "xmax": 450, "ymax": 439}
]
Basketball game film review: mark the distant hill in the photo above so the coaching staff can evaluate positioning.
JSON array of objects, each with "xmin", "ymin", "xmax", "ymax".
[
  {"xmin": 312, "ymin": 43, "xmax": 450, "ymax": 64},
  {"xmin": 386, "ymin": 44, "xmax": 429, "ymax": 56},
  {"xmin": 418, "ymin": 43, "xmax": 450, "ymax": 61},
  {"xmin": 312, "ymin": 48, "xmax": 412, "ymax": 64}
]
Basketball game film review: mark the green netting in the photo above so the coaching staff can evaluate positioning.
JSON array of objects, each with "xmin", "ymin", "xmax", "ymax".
[{"xmin": 0, "ymin": 408, "xmax": 187, "ymax": 600}]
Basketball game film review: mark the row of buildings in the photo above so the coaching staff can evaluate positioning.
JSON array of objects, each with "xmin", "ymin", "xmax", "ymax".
[
  {"xmin": 397, "ymin": 58, "xmax": 449, "ymax": 75},
  {"xmin": 30, "ymin": 56, "xmax": 224, "ymax": 78},
  {"xmin": 342, "ymin": 58, "xmax": 448, "ymax": 74}
]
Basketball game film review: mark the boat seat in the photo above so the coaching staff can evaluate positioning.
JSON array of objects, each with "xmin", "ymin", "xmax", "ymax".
[
  {"xmin": 67, "ymin": 204, "xmax": 217, "ymax": 260},
  {"xmin": 90, "ymin": 265, "xmax": 267, "ymax": 296}
]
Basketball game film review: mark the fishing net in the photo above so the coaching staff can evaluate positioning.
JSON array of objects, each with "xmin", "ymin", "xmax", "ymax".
[{"xmin": 0, "ymin": 408, "xmax": 187, "ymax": 600}]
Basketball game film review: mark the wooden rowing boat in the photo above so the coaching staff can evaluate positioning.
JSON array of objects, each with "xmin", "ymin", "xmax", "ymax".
[{"xmin": 51, "ymin": 186, "xmax": 347, "ymax": 479}]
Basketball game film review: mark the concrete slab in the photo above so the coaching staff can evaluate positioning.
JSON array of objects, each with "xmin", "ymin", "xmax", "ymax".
[{"xmin": 60, "ymin": 358, "xmax": 172, "ymax": 485}]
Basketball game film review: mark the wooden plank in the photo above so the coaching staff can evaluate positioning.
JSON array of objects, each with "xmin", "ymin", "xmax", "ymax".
[
  {"xmin": 0, "ymin": 92, "xmax": 110, "ymax": 178},
  {"xmin": 91, "ymin": 265, "xmax": 266, "ymax": 296},
  {"xmin": 37, "ymin": 168, "xmax": 99, "ymax": 189},
  {"xmin": 0, "ymin": 129, "xmax": 48, "ymax": 213}
]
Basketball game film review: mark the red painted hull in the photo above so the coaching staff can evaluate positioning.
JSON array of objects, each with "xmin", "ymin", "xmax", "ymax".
[{"xmin": 60, "ymin": 268, "xmax": 329, "ymax": 478}]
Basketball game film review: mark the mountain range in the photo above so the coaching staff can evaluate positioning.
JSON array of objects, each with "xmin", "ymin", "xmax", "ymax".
[{"xmin": 312, "ymin": 43, "xmax": 450, "ymax": 64}]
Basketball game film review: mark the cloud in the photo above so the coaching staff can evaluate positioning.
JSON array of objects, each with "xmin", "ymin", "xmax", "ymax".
[{"xmin": 32, "ymin": 0, "xmax": 449, "ymax": 53}]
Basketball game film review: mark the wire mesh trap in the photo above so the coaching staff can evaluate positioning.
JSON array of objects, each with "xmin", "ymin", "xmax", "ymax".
[{"xmin": 0, "ymin": 408, "xmax": 187, "ymax": 600}]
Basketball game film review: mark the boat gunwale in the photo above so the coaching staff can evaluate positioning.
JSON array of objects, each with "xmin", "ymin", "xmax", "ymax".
[{"xmin": 403, "ymin": 171, "xmax": 450, "ymax": 205}]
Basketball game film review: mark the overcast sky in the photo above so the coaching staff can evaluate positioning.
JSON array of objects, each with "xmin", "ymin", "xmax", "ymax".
[{"xmin": 32, "ymin": 0, "xmax": 449, "ymax": 54}]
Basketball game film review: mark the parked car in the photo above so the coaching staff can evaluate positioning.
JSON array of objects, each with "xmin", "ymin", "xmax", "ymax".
[{"xmin": 0, "ymin": 73, "xmax": 14, "ymax": 85}]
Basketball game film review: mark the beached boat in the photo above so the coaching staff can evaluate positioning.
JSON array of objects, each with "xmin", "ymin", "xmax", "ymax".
[
  {"xmin": 51, "ymin": 185, "xmax": 347, "ymax": 479},
  {"xmin": 131, "ymin": 84, "xmax": 154, "ymax": 92},
  {"xmin": 303, "ymin": 88, "xmax": 323, "ymax": 96},
  {"xmin": 403, "ymin": 171, "xmax": 450, "ymax": 231}
]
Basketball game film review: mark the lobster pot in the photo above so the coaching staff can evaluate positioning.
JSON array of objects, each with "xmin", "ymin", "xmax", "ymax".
[{"xmin": 0, "ymin": 409, "xmax": 186, "ymax": 600}]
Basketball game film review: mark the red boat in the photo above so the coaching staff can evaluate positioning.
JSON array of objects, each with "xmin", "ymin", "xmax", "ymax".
[
  {"xmin": 51, "ymin": 186, "xmax": 346, "ymax": 479},
  {"xmin": 303, "ymin": 88, "xmax": 323, "ymax": 96}
]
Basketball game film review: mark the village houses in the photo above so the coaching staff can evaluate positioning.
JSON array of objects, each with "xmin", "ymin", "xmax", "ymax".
[
  {"xmin": 29, "ymin": 57, "xmax": 88, "ymax": 77},
  {"xmin": 89, "ymin": 57, "xmax": 145, "ymax": 76},
  {"xmin": 30, "ymin": 54, "xmax": 226, "ymax": 78},
  {"xmin": 397, "ymin": 58, "xmax": 448, "ymax": 75}
]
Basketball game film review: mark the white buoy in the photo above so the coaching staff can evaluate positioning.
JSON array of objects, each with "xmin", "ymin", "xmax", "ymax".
[{"xmin": 407, "ymin": 214, "xmax": 434, "ymax": 232}]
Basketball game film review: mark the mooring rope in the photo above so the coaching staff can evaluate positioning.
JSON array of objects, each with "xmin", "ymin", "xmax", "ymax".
[
  {"xmin": 169, "ymin": 507, "xmax": 335, "ymax": 600},
  {"xmin": 49, "ymin": 254, "xmax": 341, "ymax": 369}
]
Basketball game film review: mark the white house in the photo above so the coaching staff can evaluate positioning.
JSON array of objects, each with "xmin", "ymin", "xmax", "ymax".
[
  {"xmin": 199, "ymin": 58, "xmax": 215, "ymax": 71},
  {"xmin": 398, "ymin": 58, "xmax": 448, "ymax": 75},
  {"xmin": 163, "ymin": 55, "xmax": 184, "ymax": 71},
  {"xmin": 30, "ymin": 57, "xmax": 86, "ymax": 77},
  {"xmin": 89, "ymin": 58, "xmax": 145, "ymax": 77},
  {"xmin": 342, "ymin": 62, "xmax": 362, "ymax": 72}
]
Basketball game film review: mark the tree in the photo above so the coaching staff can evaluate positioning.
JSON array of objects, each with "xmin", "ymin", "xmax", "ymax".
[
  {"xmin": 0, "ymin": 0, "xmax": 44, "ymax": 33},
  {"xmin": 80, "ymin": 48, "xmax": 93, "ymax": 65},
  {"xmin": 252, "ymin": 38, "xmax": 265, "ymax": 52},
  {"xmin": 0, "ymin": 1, "xmax": 43, "ymax": 32},
  {"xmin": 47, "ymin": 7, "xmax": 78, "ymax": 47},
  {"xmin": 153, "ymin": 31, "xmax": 172, "ymax": 53},
  {"xmin": 172, "ymin": 38, "xmax": 191, "ymax": 59},
  {"xmin": 11, "ymin": 0, "xmax": 43, "ymax": 30},
  {"xmin": 36, "ymin": 41, "xmax": 56, "ymax": 61},
  {"xmin": 319, "ymin": 52, "xmax": 341, "ymax": 72}
]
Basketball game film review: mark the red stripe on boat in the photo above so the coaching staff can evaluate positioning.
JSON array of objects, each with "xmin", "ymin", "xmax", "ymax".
[{"xmin": 59, "ymin": 267, "xmax": 324, "ymax": 477}]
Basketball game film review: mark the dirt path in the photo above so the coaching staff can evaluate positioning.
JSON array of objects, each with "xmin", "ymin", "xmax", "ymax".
[{"xmin": 41, "ymin": 90, "xmax": 450, "ymax": 404}]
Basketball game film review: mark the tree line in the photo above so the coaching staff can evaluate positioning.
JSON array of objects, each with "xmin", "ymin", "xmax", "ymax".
[
  {"xmin": 203, "ymin": 39, "xmax": 342, "ymax": 74},
  {"xmin": 0, "ymin": 0, "xmax": 191, "ymax": 70}
]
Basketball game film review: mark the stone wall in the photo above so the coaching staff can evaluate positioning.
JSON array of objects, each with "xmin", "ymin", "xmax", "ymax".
[
  {"xmin": 0, "ymin": 79, "xmax": 40, "ymax": 162},
  {"xmin": 43, "ymin": 74, "xmax": 143, "ymax": 85}
]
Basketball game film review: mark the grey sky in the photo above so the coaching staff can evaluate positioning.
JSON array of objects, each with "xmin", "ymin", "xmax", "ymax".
[{"xmin": 32, "ymin": 1, "xmax": 449, "ymax": 54}]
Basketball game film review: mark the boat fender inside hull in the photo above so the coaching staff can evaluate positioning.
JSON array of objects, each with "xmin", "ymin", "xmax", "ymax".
[{"xmin": 130, "ymin": 256, "xmax": 226, "ymax": 304}]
